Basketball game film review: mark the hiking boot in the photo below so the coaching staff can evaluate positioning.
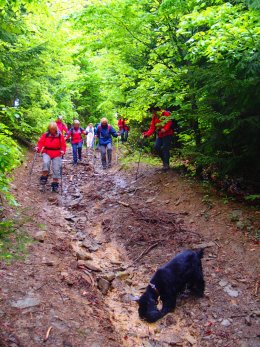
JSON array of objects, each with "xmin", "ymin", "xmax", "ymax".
[
  {"xmin": 51, "ymin": 182, "xmax": 59, "ymax": 193},
  {"xmin": 102, "ymin": 165, "xmax": 107, "ymax": 170},
  {"xmin": 162, "ymin": 164, "xmax": 170, "ymax": 171},
  {"xmin": 107, "ymin": 164, "xmax": 112, "ymax": 169},
  {"xmin": 40, "ymin": 176, "xmax": 48, "ymax": 185}
]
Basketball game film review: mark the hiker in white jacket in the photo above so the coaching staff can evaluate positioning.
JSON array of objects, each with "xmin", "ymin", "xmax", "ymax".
[{"xmin": 86, "ymin": 123, "xmax": 95, "ymax": 149}]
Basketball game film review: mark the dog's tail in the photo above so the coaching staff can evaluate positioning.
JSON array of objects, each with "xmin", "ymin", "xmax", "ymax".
[{"xmin": 195, "ymin": 248, "xmax": 204, "ymax": 259}]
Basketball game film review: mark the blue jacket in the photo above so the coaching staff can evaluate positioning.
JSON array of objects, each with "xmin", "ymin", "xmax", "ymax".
[{"xmin": 96, "ymin": 124, "xmax": 118, "ymax": 145}]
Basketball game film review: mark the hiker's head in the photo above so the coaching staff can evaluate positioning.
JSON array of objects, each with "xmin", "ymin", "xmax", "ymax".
[
  {"xmin": 48, "ymin": 122, "xmax": 58, "ymax": 135},
  {"xmin": 73, "ymin": 120, "xmax": 80, "ymax": 129},
  {"xmin": 89, "ymin": 123, "xmax": 93, "ymax": 127},
  {"xmin": 101, "ymin": 118, "xmax": 108, "ymax": 127},
  {"xmin": 57, "ymin": 115, "xmax": 63, "ymax": 121},
  {"xmin": 149, "ymin": 106, "xmax": 160, "ymax": 113}
]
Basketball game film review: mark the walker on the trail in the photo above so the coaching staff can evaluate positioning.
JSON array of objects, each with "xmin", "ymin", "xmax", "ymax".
[
  {"xmin": 95, "ymin": 117, "xmax": 119, "ymax": 170},
  {"xmin": 65, "ymin": 120, "xmax": 86, "ymax": 165},
  {"xmin": 118, "ymin": 116, "xmax": 130, "ymax": 143},
  {"xmin": 36, "ymin": 122, "xmax": 66, "ymax": 193},
  {"xmin": 143, "ymin": 106, "xmax": 173, "ymax": 171},
  {"xmin": 55, "ymin": 115, "xmax": 68, "ymax": 136}
]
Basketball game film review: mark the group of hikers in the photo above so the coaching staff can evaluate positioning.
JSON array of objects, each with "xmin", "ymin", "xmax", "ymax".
[{"xmin": 35, "ymin": 107, "xmax": 173, "ymax": 192}]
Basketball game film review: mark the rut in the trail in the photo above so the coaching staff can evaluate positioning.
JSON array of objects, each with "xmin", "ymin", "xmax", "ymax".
[{"xmin": 58, "ymin": 146, "xmax": 259, "ymax": 347}]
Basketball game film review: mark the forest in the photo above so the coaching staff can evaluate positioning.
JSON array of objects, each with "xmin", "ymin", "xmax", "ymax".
[
  {"xmin": 0, "ymin": 0, "xmax": 259, "ymax": 204},
  {"xmin": 0, "ymin": 1, "xmax": 260, "ymax": 346}
]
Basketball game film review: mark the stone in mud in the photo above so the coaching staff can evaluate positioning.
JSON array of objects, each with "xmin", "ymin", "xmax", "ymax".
[
  {"xmin": 76, "ymin": 249, "xmax": 93, "ymax": 261},
  {"xmin": 97, "ymin": 278, "xmax": 110, "ymax": 295},
  {"xmin": 74, "ymin": 231, "xmax": 85, "ymax": 241},
  {"xmin": 77, "ymin": 260, "xmax": 101, "ymax": 272},
  {"xmin": 60, "ymin": 271, "xmax": 74, "ymax": 286},
  {"xmin": 223, "ymin": 285, "xmax": 239, "ymax": 297},
  {"xmin": 146, "ymin": 197, "xmax": 155, "ymax": 203},
  {"xmin": 72, "ymin": 244, "xmax": 92, "ymax": 261},
  {"xmin": 66, "ymin": 198, "xmax": 82, "ymax": 208},
  {"xmin": 230, "ymin": 209, "xmax": 242, "ymax": 222},
  {"xmin": 221, "ymin": 319, "xmax": 231, "ymax": 327},
  {"xmin": 64, "ymin": 214, "xmax": 76, "ymax": 222},
  {"xmin": 219, "ymin": 279, "xmax": 228, "ymax": 287},
  {"xmin": 11, "ymin": 296, "xmax": 41, "ymax": 309},
  {"xmin": 116, "ymin": 270, "xmax": 130, "ymax": 280},
  {"xmin": 33, "ymin": 230, "xmax": 46, "ymax": 242},
  {"xmin": 102, "ymin": 272, "xmax": 116, "ymax": 282},
  {"xmin": 81, "ymin": 238, "xmax": 100, "ymax": 252}
]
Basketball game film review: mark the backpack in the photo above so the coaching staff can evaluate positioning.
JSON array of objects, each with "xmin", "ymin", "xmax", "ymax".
[
  {"xmin": 70, "ymin": 127, "xmax": 84, "ymax": 135},
  {"xmin": 97, "ymin": 124, "xmax": 111, "ymax": 133},
  {"xmin": 45, "ymin": 130, "xmax": 62, "ymax": 138}
]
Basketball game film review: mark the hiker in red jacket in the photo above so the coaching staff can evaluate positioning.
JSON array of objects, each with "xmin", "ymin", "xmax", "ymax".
[
  {"xmin": 36, "ymin": 122, "xmax": 66, "ymax": 192},
  {"xmin": 118, "ymin": 117, "xmax": 130, "ymax": 143},
  {"xmin": 65, "ymin": 120, "xmax": 86, "ymax": 165},
  {"xmin": 143, "ymin": 107, "xmax": 173, "ymax": 170},
  {"xmin": 55, "ymin": 115, "xmax": 68, "ymax": 135}
]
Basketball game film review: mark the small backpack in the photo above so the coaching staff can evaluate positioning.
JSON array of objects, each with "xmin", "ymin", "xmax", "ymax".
[{"xmin": 97, "ymin": 124, "xmax": 111, "ymax": 133}]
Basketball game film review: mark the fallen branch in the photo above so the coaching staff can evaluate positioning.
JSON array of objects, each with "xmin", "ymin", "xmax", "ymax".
[
  {"xmin": 43, "ymin": 326, "xmax": 52, "ymax": 342},
  {"xmin": 118, "ymin": 201, "xmax": 135, "ymax": 212},
  {"xmin": 132, "ymin": 242, "xmax": 159, "ymax": 264}
]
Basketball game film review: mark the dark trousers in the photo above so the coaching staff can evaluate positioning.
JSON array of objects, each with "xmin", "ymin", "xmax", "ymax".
[
  {"xmin": 72, "ymin": 142, "xmax": 82, "ymax": 164},
  {"xmin": 154, "ymin": 135, "xmax": 172, "ymax": 166},
  {"xmin": 120, "ymin": 129, "xmax": 128, "ymax": 142}
]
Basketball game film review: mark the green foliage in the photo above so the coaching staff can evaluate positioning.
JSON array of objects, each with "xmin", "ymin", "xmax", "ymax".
[
  {"xmin": 0, "ymin": 217, "xmax": 31, "ymax": 261},
  {"xmin": 0, "ymin": 122, "xmax": 21, "ymax": 205},
  {"xmin": 73, "ymin": 0, "xmax": 260, "ymax": 186}
]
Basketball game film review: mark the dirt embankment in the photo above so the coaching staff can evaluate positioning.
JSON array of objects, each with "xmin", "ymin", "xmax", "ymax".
[{"xmin": 0, "ymin": 148, "xmax": 259, "ymax": 347}]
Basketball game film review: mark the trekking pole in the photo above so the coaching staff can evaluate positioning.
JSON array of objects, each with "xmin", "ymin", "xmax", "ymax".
[
  {"xmin": 135, "ymin": 138, "xmax": 144, "ymax": 180},
  {"xmin": 116, "ymin": 136, "xmax": 119, "ymax": 164},
  {"xmin": 93, "ymin": 137, "xmax": 97, "ymax": 165},
  {"xmin": 28, "ymin": 151, "xmax": 38, "ymax": 185},
  {"xmin": 60, "ymin": 160, "xmax": 63, "ymax": 194}
]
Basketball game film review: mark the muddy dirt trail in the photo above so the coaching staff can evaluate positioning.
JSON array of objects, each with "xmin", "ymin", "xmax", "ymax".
[{"xmin": 0, "ymin": 147, "xmax": 259, "ymax": 347}]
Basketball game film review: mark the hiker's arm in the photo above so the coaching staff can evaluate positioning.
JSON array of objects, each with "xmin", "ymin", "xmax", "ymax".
[
  {"xmin": 110, "ymin": 127, "xmax": 118, "ymax": 137},
  {"xmin": 143, "ymin": 115, "xmax": 155, "ymax": 137},
  {"xmin": 60, "ymin": 135, "xmax": 66, "ymax": 154},
  {"xmin": 65, "ymin": 130, "xmax": 71, "ymax": 141},
  {"xmin": 37, "ymin": 134, "xmax": 45, "ymax": 152}
]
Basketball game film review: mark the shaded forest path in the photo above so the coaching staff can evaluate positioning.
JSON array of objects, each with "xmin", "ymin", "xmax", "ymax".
[{"xmin": 0, "ymin": 146, "xmax": 259, "ymax": 347}]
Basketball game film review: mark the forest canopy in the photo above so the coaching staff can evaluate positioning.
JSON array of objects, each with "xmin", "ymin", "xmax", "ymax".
[{"xmin": 0, "ymin": 0, "xmax": 259, "ymax": 203}]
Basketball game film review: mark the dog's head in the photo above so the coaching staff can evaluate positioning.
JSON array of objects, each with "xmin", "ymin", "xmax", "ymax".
[{"xmin": 138, "ymin": 289, "xmax": 162, "ymax": 323}]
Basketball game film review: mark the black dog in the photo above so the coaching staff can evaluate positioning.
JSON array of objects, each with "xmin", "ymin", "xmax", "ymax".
[{"xmin": 138, "ymin": 249, "xmax": 205, "ymax": 323}]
